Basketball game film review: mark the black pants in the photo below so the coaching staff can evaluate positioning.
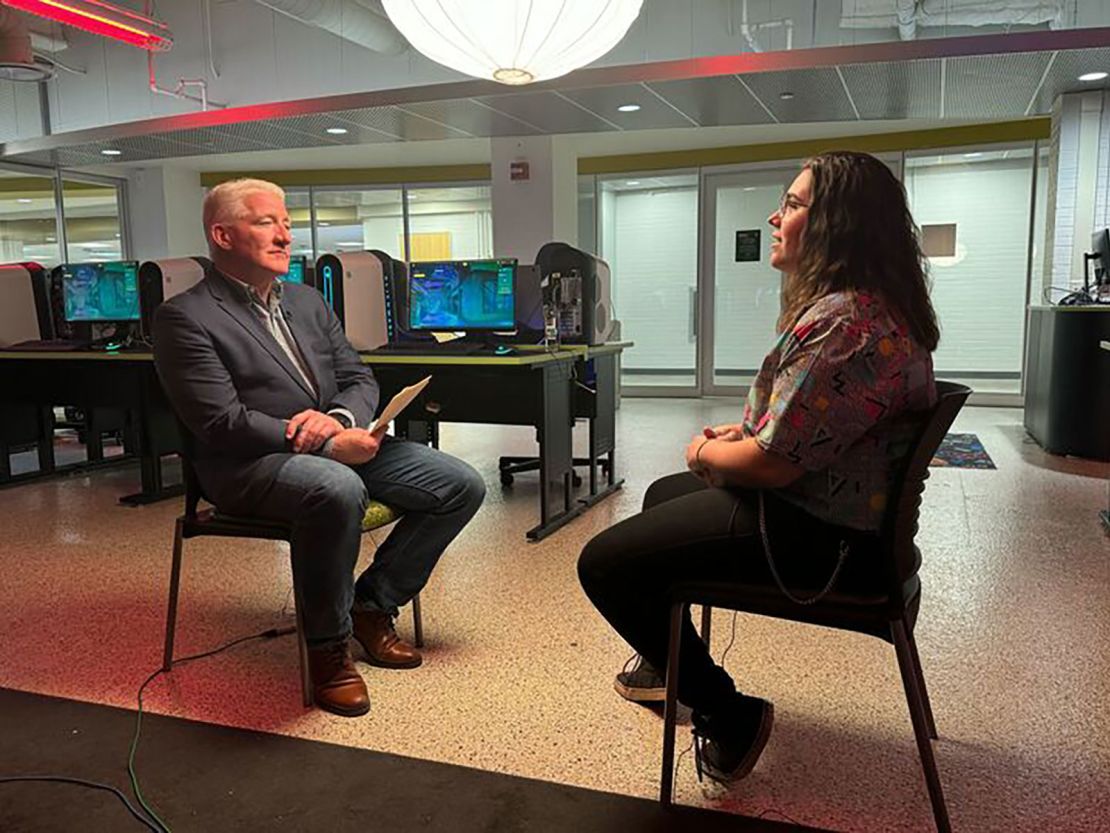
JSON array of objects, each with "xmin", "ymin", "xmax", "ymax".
[{"xmin": 578, "ymin": 472, "xmax": 875, "ymax": 715}]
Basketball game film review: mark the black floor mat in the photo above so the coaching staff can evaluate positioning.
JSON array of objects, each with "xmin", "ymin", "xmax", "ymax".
[{"xmin": 0, "ymin": 687, "xmax": 825, "ymax": 833}]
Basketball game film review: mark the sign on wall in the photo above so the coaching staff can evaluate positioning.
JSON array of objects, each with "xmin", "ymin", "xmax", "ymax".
[{"xmin": 735, "ymin": 229, "xmax": 761, "ymax": 262}]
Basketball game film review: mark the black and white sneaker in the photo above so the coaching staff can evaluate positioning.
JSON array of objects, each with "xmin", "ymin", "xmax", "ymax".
[
  {"xmin": 613, "ymin": 654, "xmax": 666, "ymax": 702},
  {"xmin": 691, "ymin": 694, "xmax": 775, "ymax": 784}
]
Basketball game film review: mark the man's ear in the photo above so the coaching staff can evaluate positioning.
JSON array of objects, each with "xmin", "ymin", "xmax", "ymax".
[{"xmin": 209, "ymin": 223, "xmax": 233, "ymax": 252}]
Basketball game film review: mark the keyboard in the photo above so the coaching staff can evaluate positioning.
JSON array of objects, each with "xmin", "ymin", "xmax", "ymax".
[
  {"xmin": 371, "ymin": 341, "xmax": 488, "ymax": 355},
  {"xmin": 4, "ymin": 339, "xmax": 90, "ymax": 352}
]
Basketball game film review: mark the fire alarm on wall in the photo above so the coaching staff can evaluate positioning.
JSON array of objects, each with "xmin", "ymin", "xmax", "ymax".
[{"xmin": 509, "ymin": 161, "xmax": 530, "ymax": 181}]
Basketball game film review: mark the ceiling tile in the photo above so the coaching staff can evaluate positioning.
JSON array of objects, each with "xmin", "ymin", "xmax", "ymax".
[
  {"xmin": 645, "ymin": 76, "xmax": 775, "ymax": 126},
  {"xmin": 558, "ymin": 83, "xmax": 695, "ymax": 129},
  {"xmin": 474, "ymin": 91, "xmax": 621, "ymax": 133},
  {"xmin": 741, "ymin": 67, "xmax": 857, "ymax": 122},
  {"xmin": 943, "ymin": 51, "xmax": 1052, "ymax": 118},
  {"xmin": 401, "ymin": 99, "xmax": 542, "ymax": 137},
  {"xmin": 840, "ymin": 59, "xmax": 942, "ymax": 119}
]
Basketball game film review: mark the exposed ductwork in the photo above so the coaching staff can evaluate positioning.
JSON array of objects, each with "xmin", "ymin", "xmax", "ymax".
[
  {"xmin": 841, "ymin": 0, "xmax": 1065, "ymax": 40},
  {"xmin": 254, "ymin": 0, "xmax": 407, "ymax": 55}
]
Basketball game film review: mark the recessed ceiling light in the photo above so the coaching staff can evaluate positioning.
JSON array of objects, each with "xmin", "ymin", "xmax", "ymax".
[
  {"xmin": 1078, "ymin": 71, "xmax": 1108, "ymax": 82},
  {"xmin": 617, "ymin": 103, "xmax": 641, "ymax": 112},
  {"xmin": 779, "ymin": 91, "xmax": 795, "ymax": 100},
  {"xmin": 318, "ymin": 221, "xmax": 330, "ymax": 227},
  {"xmin": 743, "ymin": 187, "xmax": 757, "ymax": 191},
  {"xmin": 46, "ymin": 236, "xmax": 56, "ymax": 242},
  {"xmin": 337, "ymin": 241, "xmax": 362, "ymax": 247},
  {"xmin": 326, "ymin": 127, "xmax": 349, "ymax": 135},
  {"xmin": 101, "ymin": 149, "xmax": 122, "ymax": 156},
  {"xmin": 963, "ymin": 152, "xmax": 983, "ymax": 158},
  {"xmin": 625, "ymin": 180, "xmax": 641, "ymax": 186},
  {"xmin": 17, "ymin": 198, "xmax": 32, "ymax": 203}
]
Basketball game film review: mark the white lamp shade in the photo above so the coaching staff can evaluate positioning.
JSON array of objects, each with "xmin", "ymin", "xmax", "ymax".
[{"xmin": 382, "ymin": 0, "xmax": 644, "ymax": 85}]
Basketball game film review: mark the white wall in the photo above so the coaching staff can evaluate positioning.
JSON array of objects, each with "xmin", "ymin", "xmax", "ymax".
[{"xmin": 905, "ymin": 156, "xmax": 1033, "ymax": 374}]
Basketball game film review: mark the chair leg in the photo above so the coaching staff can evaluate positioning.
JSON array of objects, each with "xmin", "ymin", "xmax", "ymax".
[
  {"xmin": 292, "ymin": 583, "xmax": 312, "ymax": 708},
  {"xmin": 902, "ymin": 622, "xmax": 938, "ymax": 739},
  {"xmin": 161, "ymin": 519, "xmax": 185, "ymax": 672},
  {"xmin": 892, "ymin": 619, "xmax": 952, "ymax": 833},
  {"xmin": 411, "ymin": 593, "xmax": 424, "ymax": 649},
  {"xmin": 699, "ymin": 604, "xmax": 712, "ymax": 647},
  {"xmin": 659, "ymin": 601, "xmax": 685, "ymax": 806}
]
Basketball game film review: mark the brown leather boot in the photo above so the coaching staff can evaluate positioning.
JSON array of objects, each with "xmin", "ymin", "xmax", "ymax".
[
  {"xmin": 351, "ymin": 609, "xmax": 422, "ymax": 669},
  {"xmin": 307, "ymin": 638, "xmax": 370, "ymax": 717}
]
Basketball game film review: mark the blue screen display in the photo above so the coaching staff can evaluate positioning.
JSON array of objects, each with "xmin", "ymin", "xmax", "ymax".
[
  {"xmin": 408, "ymin": 259, "xmax": 515, "ymax": 331},
  {"xmin": 62, "ymin": 261, "xmax": 141, "ymax": 323},
  {"xmin": 279, "ymin": 257, "xmax": 305, "ymax": 284}
]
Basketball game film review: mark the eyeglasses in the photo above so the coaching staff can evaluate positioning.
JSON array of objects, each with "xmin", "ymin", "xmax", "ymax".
[{"xmin": 778, "ymin": 192, "xmax": 810, "ymax": 216}]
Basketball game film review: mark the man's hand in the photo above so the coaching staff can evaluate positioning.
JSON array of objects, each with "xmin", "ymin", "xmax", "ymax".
[
  {"xmin": 326, "ymin": 428, "xmax": 386, "ymax": 465},
  {"xmin": 703, "ymin": 423, "xmax": 744, "ymax": 442},
  {"xmin": 286, "ymin": 409, "xmax": 344, "ymax": 453}
]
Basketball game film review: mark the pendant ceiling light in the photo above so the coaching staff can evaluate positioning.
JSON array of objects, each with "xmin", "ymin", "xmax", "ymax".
[{"xmin": 381, "ymin": 0, "xmax": 643, "ymax": 86}]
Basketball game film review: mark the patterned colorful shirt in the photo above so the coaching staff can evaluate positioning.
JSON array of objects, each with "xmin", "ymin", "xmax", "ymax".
[{"xmin": 741, "ymin": 291, "xmax": 936, "ymax": 531}]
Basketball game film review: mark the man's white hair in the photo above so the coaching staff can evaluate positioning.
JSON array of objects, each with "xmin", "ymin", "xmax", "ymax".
[{"xmin": 203, "ymin": 178, "xmax": 285, "ymax": 248}]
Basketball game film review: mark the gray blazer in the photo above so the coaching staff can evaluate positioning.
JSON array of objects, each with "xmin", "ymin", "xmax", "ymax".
[{"xmin": 153, "ymin": 269, "xmax": 379, "ymax": 509}]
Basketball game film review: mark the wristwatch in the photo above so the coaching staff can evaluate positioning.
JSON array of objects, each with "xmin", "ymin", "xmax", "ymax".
[{"xmin": 330, "ymin": 411, "xmax": 353, "ymax": 430}]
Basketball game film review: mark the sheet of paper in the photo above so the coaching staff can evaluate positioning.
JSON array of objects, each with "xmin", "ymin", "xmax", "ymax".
[{"xmin": 369, "ymin": 375, "xmax": 432, "ymax": 435}]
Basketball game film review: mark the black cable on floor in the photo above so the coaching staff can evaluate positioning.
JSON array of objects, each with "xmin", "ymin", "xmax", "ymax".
[
  {"xmin": 130, "ymin": 626, "xmax": 296, "ymax": 832},
  {"xmin": 0, "ymin": 774, "xmax": 163, "ymax": 833},
  {"xmin": 1, "ymin": 625, "xmax": 296, "ymax": 833}
]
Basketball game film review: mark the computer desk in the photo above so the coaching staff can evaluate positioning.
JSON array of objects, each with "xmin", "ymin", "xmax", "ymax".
[
  {"xmin": 0, "ymin": 350, "xmax": 182, "ymax": 504},
  {"xmin": 363, "ymin": 343, "xmax": 627, "ymax": 541},
  {"xmin": 0, "ymin": 344, "xmax": 628, "ymax": 540}
]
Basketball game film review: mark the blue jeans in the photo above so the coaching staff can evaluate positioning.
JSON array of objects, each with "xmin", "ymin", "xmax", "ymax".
[{"xmin": 245, "ymin": 436, "xmax": 485, "ymax": 643}]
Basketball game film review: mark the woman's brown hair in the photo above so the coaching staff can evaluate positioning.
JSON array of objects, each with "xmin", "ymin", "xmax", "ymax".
[{"xmin": 777, "ymin": 150, "xmax": 940, "ymax": 351}]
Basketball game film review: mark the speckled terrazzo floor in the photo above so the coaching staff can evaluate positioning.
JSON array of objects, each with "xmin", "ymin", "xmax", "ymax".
[{"xmin": 1, "ymin": 400, "xmax": 1107, "ymax": 832}]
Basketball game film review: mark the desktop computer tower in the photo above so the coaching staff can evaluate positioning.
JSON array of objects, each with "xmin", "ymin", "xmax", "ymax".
[
  {"xmin": 139, "ymin": 257, "xmax": 210, "ymax": 339},
  {"xmin": 535, "ymin": 243, "xmax": 615, "ymax": 345},
  {"xmin": 314, "ymin": 251, "xmax": 395, "ymax": 351},
  {"xmin": 0, "ymin": 262, "xmax": 52, "ymax": 346}
]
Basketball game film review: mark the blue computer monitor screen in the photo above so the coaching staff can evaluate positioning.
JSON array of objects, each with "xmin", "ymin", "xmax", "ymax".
[
  {"xmin": 408, "ymin": 259, "xmax": 515, "ymax": 331},
  {"xmin": 62, "ymin": 261, "xmax": 141, "ymax": 323},
  {"xmin": 279, "ymin": 256, "xmax": 305, "ymax": 284}
]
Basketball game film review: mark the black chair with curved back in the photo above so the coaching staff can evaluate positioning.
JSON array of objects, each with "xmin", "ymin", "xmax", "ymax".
[
  {"xmin": 162, "ymin": 434, "xmax": 421, "ymax": 708},
  {"xmin": 659, "ymin": 381, "xmax": 971, "ymax": 833}
]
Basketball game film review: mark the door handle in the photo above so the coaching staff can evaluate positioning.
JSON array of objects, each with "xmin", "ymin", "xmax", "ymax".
[{"xmin": 690, "ymin": 287, "xmax": 698, "ymax": 341}]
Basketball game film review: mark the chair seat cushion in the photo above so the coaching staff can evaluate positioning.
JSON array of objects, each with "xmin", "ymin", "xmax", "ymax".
[
  {"xmin": 187, "ymin": 500, "xmax": 400, "ymax": 539},
  {"xmin": 361, "ymin": 500, "xmax": 399, "ymax": 531}
]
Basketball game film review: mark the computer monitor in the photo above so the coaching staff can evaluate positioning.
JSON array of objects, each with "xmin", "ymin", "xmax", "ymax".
[
  {"xmin": 1092, "ymin": 228, "xmax": 1110, "ymax": 292},
  {"xmin": 408, "ymin": 259, "xmax": 516, "ymax": 332},
  {"xmin": 61, "ymin": 260, "xmax": 141, "ymax": 323},
  {"xmin": 279, "ymin": 255, "xmax": 306, "ymax": 284}
]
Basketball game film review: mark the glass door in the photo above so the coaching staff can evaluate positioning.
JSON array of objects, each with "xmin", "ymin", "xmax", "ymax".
[
  {"xmin": 597, "ymin": 172, "xmax": 699, "ymax": 394},
  {"xmin": 699, "ymin": 164, "xmax": 798, "ymax": 396}
]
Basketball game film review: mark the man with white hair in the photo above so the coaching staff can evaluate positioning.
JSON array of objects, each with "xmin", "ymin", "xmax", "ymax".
[{"xmin": 153, "ymin": 178, "xmax": 485, "ymax": 717}]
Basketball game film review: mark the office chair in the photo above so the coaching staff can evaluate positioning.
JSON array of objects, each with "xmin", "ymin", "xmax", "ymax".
[
  {"xmin": 162, "ymin": 452, "xmax": 422, "ymax": 708},
  {"xmin": 659, "ymin": 381, "xmax": 971, "ymax": 833}
]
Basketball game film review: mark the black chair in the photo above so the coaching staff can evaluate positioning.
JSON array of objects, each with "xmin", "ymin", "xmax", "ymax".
[
  {"xmin": 659, "ymin": 381, "xmax": 971, "ymax": 833},
  {"xmin": 162, "ymin": 453, "xmax": 421, "ymax": 708}
]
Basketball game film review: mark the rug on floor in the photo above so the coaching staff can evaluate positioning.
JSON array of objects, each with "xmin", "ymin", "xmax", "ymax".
[{"xmin": 931, "ymin": 432, "xmax": 996, "ymax": 469}]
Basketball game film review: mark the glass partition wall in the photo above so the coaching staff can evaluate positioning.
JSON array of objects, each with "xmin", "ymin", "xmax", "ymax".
[
  {"xmin": 285, "ymin": 183, "xmax": 491, "ymax": 265},
  {"xmin": 590, "ymin": 142, "xmax": 1043, "ymax": 402},
  {"xmin": 0, "ymin": 165, "xmax": 128, "ymax": 268}
]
